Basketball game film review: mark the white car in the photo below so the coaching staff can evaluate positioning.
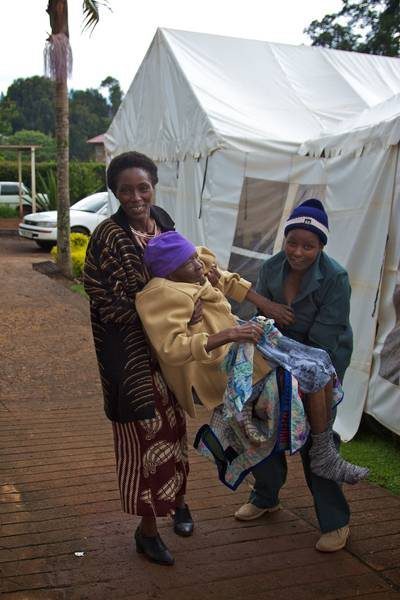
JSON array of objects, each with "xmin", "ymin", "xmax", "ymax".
[
  {"xmin": 0, "ymin": 181, "xmax": 49, "ymax": 212},
  {"xmin": 18, "ymin": 192, "xmax": 112, "ymax": 249},
  {"xmin": 0, "ymin": 181, "xmax": 33, "ymax": 211}
]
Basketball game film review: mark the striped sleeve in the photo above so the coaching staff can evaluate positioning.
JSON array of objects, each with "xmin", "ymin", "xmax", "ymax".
[{"xmin": 84, "ymin": 233, "xmax": 138, "ymax": 326}]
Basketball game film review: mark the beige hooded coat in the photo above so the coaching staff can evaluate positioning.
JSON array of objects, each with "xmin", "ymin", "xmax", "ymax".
[{"xmin": 136, "ymin": 248, "xmax": 271, "ymax": 417}]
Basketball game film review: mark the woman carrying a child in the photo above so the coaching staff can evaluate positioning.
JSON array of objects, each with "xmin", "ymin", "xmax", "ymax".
[
  {"xmin": 84, "ymin": 152, "xmax": 196, "ymax": 567},
  {"xmin": 84, "ymin": 151, "xmax": 283, "ymax": 567},
  {"xmin": 137, "ymin": 223, "xmax": 367, "ymax": 553}
]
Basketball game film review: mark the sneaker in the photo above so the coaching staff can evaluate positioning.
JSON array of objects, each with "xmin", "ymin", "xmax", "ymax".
[
  {"xmin": 234, "ymin": 502, "xmax": 281, "ymax": 521},
  {"xmin": 315, "ymin": 525, "xmax": 350, "ymax": 552}
]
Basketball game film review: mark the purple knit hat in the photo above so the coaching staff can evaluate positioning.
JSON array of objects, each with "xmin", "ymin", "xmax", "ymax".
[
  {"xmin": 284, "ymin": 199, "xmax": 329, "ymax": 245},
  {"xmin": 143, "ymin": 231, "xmax": 197, "ymax": 277}
]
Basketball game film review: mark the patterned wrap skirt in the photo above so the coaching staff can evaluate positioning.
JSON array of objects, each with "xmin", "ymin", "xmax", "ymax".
[{"xmin": 112, "ymin": 369, "xmax": 189, "ymax": 517}]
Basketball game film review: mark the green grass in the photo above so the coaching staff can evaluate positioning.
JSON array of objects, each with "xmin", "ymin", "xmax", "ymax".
[
  {"xmin": 341, "ymin": 422, "xmax": 400, "ymax": 495},
  {"xmin": 70, "ymin": 283, "xmax": 88, "ymax": 299},
  {"xmin": 0, "ymin": 205, "xmax": 19, "ymax": 218}
]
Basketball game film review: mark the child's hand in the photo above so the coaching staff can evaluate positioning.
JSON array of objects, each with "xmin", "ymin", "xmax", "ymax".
[
  {"xmin": 189, "ymin": 299, "xmax": 203, "ymax": 325},
  {"xmin": 205, "ymin": 321, "xmax": 263, "ymax": 352},
  {"xmin": 207, "ymin": 264, "xmax": 221, "ymax": 287}
]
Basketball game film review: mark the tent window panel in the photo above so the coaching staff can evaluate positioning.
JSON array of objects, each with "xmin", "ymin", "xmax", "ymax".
[
  {"xmin": 228, "ymin": 252, "xmax": 264, "ymax": 286},
  {"xmin": 294, "ymin": 184, "xmax": 327, "ymax": 206},
  {"xmin": 232, "ymin": 178, "xmax": 289, "ymax": 255},
  {"xmin": 274, "ymin": 184, "xmax": 328, "ymax": 253},
  {"xmin": 228, "ymin": 252, "xmax": 265, "ymax": 320}
]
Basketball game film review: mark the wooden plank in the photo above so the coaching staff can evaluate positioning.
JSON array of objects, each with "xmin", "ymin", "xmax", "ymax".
[{"xmin": 1, "ymin": 237, "xmax": 399, "ymax": 600}]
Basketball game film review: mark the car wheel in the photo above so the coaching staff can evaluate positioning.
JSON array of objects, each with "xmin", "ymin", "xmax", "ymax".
[
  {"xmin": 35, "ymin": 240, "xmax": 55, "ymax": 251},
  {"xmin": 71, "ymin": 226, "xmax": 90, "ymax": 236}
]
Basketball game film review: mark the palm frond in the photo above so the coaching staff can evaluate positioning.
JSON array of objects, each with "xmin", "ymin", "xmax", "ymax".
[{"xmin": 82, "ymin": 0, "xmax": 111, "ymax": 34}]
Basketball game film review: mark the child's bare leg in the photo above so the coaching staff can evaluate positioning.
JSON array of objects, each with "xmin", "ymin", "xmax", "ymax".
[
  {"xmin": 302, "ymin": 381, "xmax": 332, "ymax": 434},
  {"xmin": 303, "ymin": 380, "xmax": 369, "ymax": 485}
]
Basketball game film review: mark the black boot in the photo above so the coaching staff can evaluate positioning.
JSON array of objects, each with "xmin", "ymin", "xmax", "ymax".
[
  {"xmin": 134, "ymin": 527, "xmax": 175, "ymax": 566},
  {"xmin": 173, "ymin": 504, "xmax": 194, "ymax": 537}
]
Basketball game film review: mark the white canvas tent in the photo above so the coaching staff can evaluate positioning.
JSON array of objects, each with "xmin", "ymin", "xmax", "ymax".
[
  {"xmin": 301, "ymin": 95, "xmax": 400, "ymax": 440},
  {"xmin": 105, "ymin": 28, "xmax": 400, "ymax": 440}
]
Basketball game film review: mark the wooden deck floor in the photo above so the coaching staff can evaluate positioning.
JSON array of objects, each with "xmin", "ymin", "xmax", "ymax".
[{"xmin": 1, "ymin": 236, "xmax": 399, "ymax": 599}]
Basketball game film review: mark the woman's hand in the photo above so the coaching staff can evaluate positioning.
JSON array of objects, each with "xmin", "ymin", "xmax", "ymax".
[
  {"xmin": 206, "ymin": 264, "xmax": 222, "ymax": 287},
  {"xmin": 205, "ymin": 321, "xmax": 263, "ymax": 352},
  {"xmin": 245, "ymin": 289, "xmax": 295, "ymax": 327},
  {"xmin": 260, "ymin": 299, "xmax": 295, "ymax": 327},
  {"xmin": 188, "ymin": 299, "xmax": 203, "ymax": 325}
]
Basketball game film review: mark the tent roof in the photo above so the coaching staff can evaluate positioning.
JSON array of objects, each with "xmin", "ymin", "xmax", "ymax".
[
  {"xmin": 105, "ymin": 28, "xmax": 400, "ymax": 160},
  {"xmin": 300, "ymin": 93, "xmax": 400, "ymax": 157}
]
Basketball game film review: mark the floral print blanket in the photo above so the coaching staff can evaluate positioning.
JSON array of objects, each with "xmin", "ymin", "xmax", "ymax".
[{"xmin": 194, "ymin": 318, "xmax": 343, "ymax": 490}]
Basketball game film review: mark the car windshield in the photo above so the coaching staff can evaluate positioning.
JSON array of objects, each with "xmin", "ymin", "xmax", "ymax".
[{"xmin": 71, "ymin": 195, "xmax": 107, "ymax": 213}]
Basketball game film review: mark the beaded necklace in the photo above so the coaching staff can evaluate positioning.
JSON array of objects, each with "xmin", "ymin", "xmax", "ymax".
[{"xmin": 130, "ymin": 221, "xmax": 160, "ymax": 249}]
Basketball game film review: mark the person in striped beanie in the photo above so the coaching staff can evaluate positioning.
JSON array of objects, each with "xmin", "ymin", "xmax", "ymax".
[
  {"xmin": 235, "ymin": 198, "xmax": 365, "ymax": 553},
  {"xmin": 284, "ymin": 198, "xmax": 329, "ymax": 245}
]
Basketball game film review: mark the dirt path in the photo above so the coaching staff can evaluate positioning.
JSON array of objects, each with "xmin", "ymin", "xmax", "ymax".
[
  {"xmin": 1, "ymin": 235, "xmax": 399, "ymax": 599},
  {"xmin": 0, "ymin": 218, "xmax": 20, "ymax": 231}
]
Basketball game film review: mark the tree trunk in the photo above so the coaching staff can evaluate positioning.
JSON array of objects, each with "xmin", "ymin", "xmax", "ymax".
[
  {"xmin": 46, "ymin": 0, "xmax": 72, "ymax": 279},
  {"xmin": 55, "ymin": 77, "xmax": 72, "ymax": 278}
]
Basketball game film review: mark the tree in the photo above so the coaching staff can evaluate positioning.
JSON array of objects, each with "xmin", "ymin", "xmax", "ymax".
[
  {"xmin": 0, "ymin": 130, "xmax": 56, "ymax": 162},
  {"xmin": 70, "ymin": 88, "xmax": 109, "ymax": 159},
  {"xmin": 44, "ymin": 0, "xmax": 109, "ymax": 278},
  {"xmin": 305, "ymin": 0, "xmax": 400, "ymax": 57},
  {"xmin": 0, "ymin": 97, "xmax": 18, "ymax": 137},
  {"xmin": 100, "ymin": 76, "xmax": 123, "ymax": 116},
  {"xmin": 3, "ymin": 76, "xmax": 55, "ymax": 135},
  {"xmin": 0, "ymin": 76, "xmax": 116, "ymax": 159}
]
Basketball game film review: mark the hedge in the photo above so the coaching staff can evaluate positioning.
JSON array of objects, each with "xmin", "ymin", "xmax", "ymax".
[
  {"xmin": 51, "ymin": 233, "xmax": 89, "ymax": 278},
  {"xmin": 0, "ymin": 160, "xmax": 106, "ymax": 205}
]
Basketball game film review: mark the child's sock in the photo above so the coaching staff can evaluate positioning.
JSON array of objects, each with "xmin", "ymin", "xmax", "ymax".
[{"xmin": 309, "ymin": 428, "xmax": 369, "ymax": 484}]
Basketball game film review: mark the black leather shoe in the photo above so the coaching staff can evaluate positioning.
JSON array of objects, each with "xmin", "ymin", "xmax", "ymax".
[
  {"xmin": 173, "ymin": 504, "xmax": 194, "ymax": 537},
  {"xmin": 134, "ymin": 527, "xmax": 175, "ymax": 566}
]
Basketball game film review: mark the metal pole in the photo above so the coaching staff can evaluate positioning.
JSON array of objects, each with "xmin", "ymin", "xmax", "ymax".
[
  {"xmin": 17, "ymin": 151, "xmax": 23, "ymax": 219},
  {"xmin": 31, "ymin": 146, "xmax": 36, "ymax": 213}
]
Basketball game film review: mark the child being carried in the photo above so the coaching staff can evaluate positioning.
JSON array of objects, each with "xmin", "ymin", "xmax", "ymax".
[{"xmin": 135, "ymin": 231, "xmax": 368, "ymax": 486}]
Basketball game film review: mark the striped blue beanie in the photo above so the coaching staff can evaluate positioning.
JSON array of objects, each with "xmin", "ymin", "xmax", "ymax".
[{"xmin": 284, "ymin": 199, "xmax": 329, "ymax": 245}]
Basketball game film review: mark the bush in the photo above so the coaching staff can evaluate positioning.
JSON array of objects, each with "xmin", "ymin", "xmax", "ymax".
[
  {"xmin": 70, "ymin": 248, "xmax": 87, "ymax": 278},
  {"xmin": 51, "ymin": 232, "xmax": 89, "ymax": 278},
  {"xmin": 0, "ymin": 160, "xmax": 106, "ymax": 205},
  {"xmin": 69, "ymin": 232, "xmax": 90, "ymax": 249},
  {"xmin": 0, "ymin": 205, "xmax": 18, "ymax": 218},
  {"xmin": 0, "ymin": 130, "xmax": 56, "ymax": 162},
  {"xmin": 69, "ymin": 160, "xmax": 106, "ymax": 203},
  {"xmin": 37, "ymin": 170, "xmax": 57, "ymax": 211}
]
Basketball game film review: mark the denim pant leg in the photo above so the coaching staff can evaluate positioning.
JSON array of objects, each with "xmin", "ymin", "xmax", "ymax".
[
  {"xmin": 249, "ymin": 451, "xmax": 287, "ymax": 508},
  {"xmin": 300, "ymin": 431, "xmax": 350, "ymax": 533}
]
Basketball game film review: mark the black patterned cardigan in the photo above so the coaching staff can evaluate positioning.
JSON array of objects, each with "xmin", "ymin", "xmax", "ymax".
[{"xmin": 84, "ymin": 205, "xmax": 174, "ymax": 422}]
